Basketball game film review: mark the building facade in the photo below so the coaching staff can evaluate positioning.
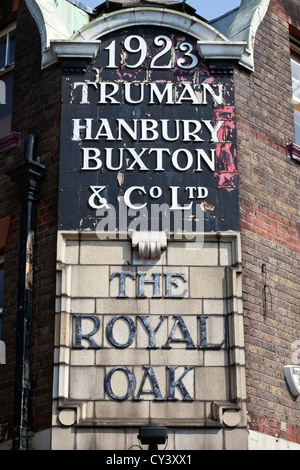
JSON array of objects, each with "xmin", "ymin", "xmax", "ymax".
[{"xmin": 0, "ymin": 0, "xmax": 299, "ymax": 450}]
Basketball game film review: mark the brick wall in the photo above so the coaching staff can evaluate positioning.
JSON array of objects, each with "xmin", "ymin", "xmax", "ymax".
[
  {"xmin": 236, "ymin": 0, "xmax": 300, "ymax": 444},
  {"xmin": 0, "ymin": 0, "xmax": 61, "ymax": 437},
  {"xmin": 0, "ymin": 0, "xmax": 20, "ymax": 28}
]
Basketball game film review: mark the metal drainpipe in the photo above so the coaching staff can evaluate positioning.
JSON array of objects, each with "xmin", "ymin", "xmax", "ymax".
[{"xmin": 7, "ymin": 132, "xmax": 47, "ymax": 450}]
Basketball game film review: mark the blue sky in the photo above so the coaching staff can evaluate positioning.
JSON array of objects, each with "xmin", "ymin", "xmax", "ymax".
[{"xmin": 83, "ymin": 1, "xmax": 241, "ymax": 21}]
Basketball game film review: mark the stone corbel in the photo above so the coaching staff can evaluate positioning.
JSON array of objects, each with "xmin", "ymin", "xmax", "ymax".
[
  {"xmin": 197, "ymin": 41, "xmax": 247, "ymax": 62},
  {"xmin": 211, "ymin": 401, "xmax": 243, "ymax": 428},
  {"xmin": 45, "ymin": 40, "xmax": 101, "ymax": 69},
  {"xmin": 131, "ymin": 231, "xmax": 167, "ymax": 260}
]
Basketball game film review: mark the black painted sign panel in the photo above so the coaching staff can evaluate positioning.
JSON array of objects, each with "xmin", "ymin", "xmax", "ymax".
[{"xmin": 58, "ymin": 26, "xmax": 239, "ymax": 235}]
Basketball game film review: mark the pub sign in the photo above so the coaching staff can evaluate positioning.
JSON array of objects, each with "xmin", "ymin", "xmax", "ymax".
[{"xmin": 58, "ymin": 26, "xmax": 238, "ymax": 237}]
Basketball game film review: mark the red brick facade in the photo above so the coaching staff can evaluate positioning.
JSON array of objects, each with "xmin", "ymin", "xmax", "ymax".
[
  {"xmin": 236, "ymin": 0, "xmax": 300, "ymax": 445},
  {"xmin": 0, "ymin": 0, "xmax": 60, "ymax": 437}
]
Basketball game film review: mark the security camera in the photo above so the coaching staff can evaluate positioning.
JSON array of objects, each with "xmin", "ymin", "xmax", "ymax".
[{"xmin": 138, "ymin": 426, "xmax": 168, "ymax": 450}]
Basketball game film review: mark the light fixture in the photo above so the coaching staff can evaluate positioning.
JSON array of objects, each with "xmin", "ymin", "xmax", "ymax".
[{"xmin": 138, "ymin": 426, "xmax": 168, "ymax": 450}]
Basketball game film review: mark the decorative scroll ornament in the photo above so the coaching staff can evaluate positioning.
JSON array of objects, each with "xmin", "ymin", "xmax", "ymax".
[{"xmin": 131, "ymin": 231, "xmax": 167, "ymax": 260}]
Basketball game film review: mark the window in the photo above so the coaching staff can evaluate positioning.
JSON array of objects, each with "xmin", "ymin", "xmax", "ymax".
[
  {"xmin": 288, "ymin": 34, "xmax": 300, "ymax": 161},
  {"xmin": 0, "ymin": 23, "xmax": 15, "ymax": 140},
  {"xmin": 0, "ymin": 26, "xmax": 15, "ymax": 70},
  {"xmin": 291, "ymin": 55, "xmax": 300, "ymax": 146}
]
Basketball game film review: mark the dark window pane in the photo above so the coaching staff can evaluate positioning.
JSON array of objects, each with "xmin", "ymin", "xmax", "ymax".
[
  {"xmin": 8, "ymin": 30, "xmax": 15, "ymax": 65},
  {"xmin": 0, "ymin": 35, "xmax": 6, "ymax": 69},
  {"xmin": 0, "ymin": 73, "xmax": 13, "ymax": 138}
]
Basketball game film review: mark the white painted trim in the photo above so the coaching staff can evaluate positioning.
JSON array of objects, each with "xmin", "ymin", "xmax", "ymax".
[
  {"xmin": 71, "ymin": 7, "xmax": 247, "ymax": 68},
  {"xmin": 0, "ymin": 22, "xmax": 17, "ymax": 39},
  {"xmin": 26, "ymin": 2, "xmax": 269, "ymax": 70},
  {"xmin": 26, "ymin": 2, "xmax": 246, "ymax": 69},
  {"xmin": 0, "ymin": 341, "xmax": 5, "ymax": 365},
  {"xmin": 45, "ymin": 40, "xmax": 101, "ymax": 68},
  {"xmin": 25, "ymin": 0, "xmax": 70, "ymax": 68},
  {"xmin": 71, "ymin": 7, "xmax": 228, "ymax": 42},
  {"xmin": 0, "ymin": 259, "xmax": 4, "ymax": 366},
  {"xmin": 226, "ymin": 0, "xmax": 271, "ymax": 71},
  {"xmin": 197, "ymin": 41, "xmax": 247, "ymax": 61}
]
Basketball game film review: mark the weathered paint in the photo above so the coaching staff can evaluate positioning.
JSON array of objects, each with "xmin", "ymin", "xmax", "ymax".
[
  {"xmin": 214, "ymin": 106, "xmax": 237, "ymax": 190},
  {"xmin": 58, "ymin": 26, "xmax": 239, "ymax": 233}
]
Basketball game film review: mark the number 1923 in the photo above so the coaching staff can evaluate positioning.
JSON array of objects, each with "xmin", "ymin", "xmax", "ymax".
[{"xmin": 105, "ymin": 34, "xmax": 199, "ymax": 70}]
